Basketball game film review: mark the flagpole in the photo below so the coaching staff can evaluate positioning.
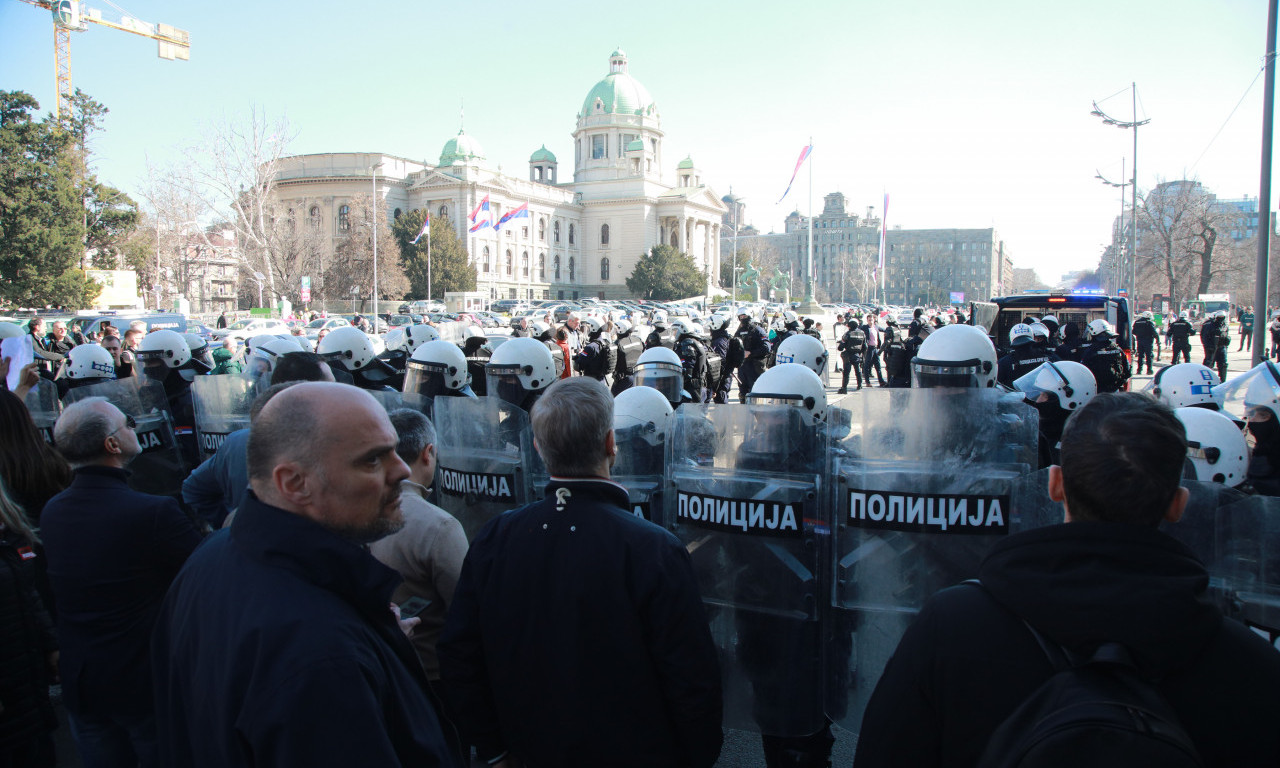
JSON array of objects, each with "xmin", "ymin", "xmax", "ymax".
[
  {"xmin": 799, "ymin": 138, "xmax": 821, "ymax": 314},
  {"xmin": 427, "ymin": 225, "xmax": 432, "ymax": 305},
  {"xmin": 879, "ymin": 192, "xmax": 887, "ymax": 305}
]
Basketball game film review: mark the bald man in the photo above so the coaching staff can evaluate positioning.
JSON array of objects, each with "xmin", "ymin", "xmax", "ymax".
[{"xmin": 152, "ymin": 383, "xmax": 458, "ymax": 767}]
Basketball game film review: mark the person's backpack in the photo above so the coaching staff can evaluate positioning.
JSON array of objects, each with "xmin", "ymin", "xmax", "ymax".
[
  {"xmin": 725, "ymin": 336, "xmax": 745, "ymax": 370},
  {"xmin": 972, "ymin": 583, "xmax": 1203, "ymax": 768}
]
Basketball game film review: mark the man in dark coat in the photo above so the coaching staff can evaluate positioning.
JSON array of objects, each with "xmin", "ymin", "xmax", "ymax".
[
  {"xmin": 40, "ymin": 397, "xmax": 203, "ymax": 767},
  {"xmin": 439, "ymin": 378, "xmax": 723, "ymax": 768},
  {"xmin": 151, "ymin": 383, "xmax": 457, "ymax": 767},
  {"xmin": 1167, "ymin": 311, "xmax": 1195, "ymax": 364},
  {"xmin": 853, "ymin": 393, "xmax": 1280, "ymax": 767},
  {"xmin": 735, "ymin": 312, "xmax": 769, "ymax": 402}
]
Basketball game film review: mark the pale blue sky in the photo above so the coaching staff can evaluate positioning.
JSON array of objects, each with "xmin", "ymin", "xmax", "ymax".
[{"xmin": 1, "ymin": 0, "xmax": 1272, "ymax": 283}]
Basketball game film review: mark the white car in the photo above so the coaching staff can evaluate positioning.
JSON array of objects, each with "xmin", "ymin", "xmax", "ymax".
[
  {"xmin": 303, "ymin": 317, "xmax": 352, "ymax": 344},
  {"xmin": 210, "ymin": 318, "xmax": 291, "ymax": 343}
]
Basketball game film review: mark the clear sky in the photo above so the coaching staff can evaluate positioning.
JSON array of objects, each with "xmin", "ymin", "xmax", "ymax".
[{"xmin": 2, "ymin": 0, "xmax": 1273, "ymax": 285}]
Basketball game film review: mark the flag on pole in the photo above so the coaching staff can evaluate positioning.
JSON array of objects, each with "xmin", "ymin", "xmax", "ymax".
[
  {"xmin": 469, "ymin": 216, "xmax": 492, "ymax": 233},
  {"xmin": 877, "ymin": 193, "xmax": 889, "ymax": 269},
  {"xmin": 469, "ymin": 194, "xmax": 490, "ymax": 222},
  {"xmin": 777, "ymin": 145, "xmax": 812, "ymax": 204},
  {"xmin": 411, "ymin": 212, "xmax": 431, "ymax": 245},
  {"xmin": 494, "ymin": 202, "xmax": 529, "ymax": 232}
]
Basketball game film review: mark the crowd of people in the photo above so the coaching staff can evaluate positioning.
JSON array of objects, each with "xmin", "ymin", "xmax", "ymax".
[{"xmin": 1, "ymin": 304, "xmax": 1279, "ymax": 768}]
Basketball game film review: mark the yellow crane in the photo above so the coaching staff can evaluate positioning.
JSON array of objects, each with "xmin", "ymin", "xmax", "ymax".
[{"xmin": 15, "ymin": 0, "xmax": 189, "ymax": 120}]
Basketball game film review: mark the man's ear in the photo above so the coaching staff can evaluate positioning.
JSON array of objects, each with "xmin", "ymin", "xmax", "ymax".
[
  {"xmin": 1048, "ymin": 465, "xmax": 1072, "ymax": 522},
  {"xmin": 272, "ymin": 462, "xmax": 311, "ymax": 507},
  {"xmin": 1164, "ymin": 485, "xmax": 1189, "ymax": 524},
  {"xmin": 605, "ymin": 429, "xmax": 617, "ymax": 458}
]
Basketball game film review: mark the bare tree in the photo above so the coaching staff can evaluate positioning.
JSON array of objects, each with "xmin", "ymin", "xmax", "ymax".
[
  {"xmin": 324, "ymin": 193, "xmax": 407, "ymax": 312},
  {"xmin": 1135, "ymin": 179, "xmax": 1250, "ymax": 309}
]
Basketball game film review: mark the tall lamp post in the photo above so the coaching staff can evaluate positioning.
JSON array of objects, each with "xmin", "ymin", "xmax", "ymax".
[
  {"xmin": 1091, "ymin": 85, "xmax": 1149, "ymax": 305},
  {"xmin": 1095, "ymin": 164, "xmax": 1130, "ymax": 296},
  {"xmin": 369, "ymin": 161, "xmax": 383, "ymax": 321}
]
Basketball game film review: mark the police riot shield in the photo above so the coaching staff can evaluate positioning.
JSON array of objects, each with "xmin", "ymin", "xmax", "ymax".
[
  {"xmin": 665, "ymin": 403, "xmax": 831, "ymax": 737},
  {"xmin": 23, "ymin": 379, "xmax": 60, "ymax": 445},
  {"xmin": 191, "ymin": 375, "xmax": 254, "ymax": 462},
  {"xmin": 828, "ymin": 388, "xmax": 1055, "ymax": 733},
  {"xmin": 432, "ymin": 396, "xmax": 536, "ymax": 541},
  {"xmin": 64, "ymin": 377, "xmax": 187, "ymax": 497},
  {"xmin": 612, "ymin": 418, "xmax": 669, "ymax": 525},
  {"xmin": 1212, "ymin": 494, "xmax": 1280, "ymax": 638},
  {"xmin": 1158, "ymin": 479, "xmax": 1251, "ymax": 614}
]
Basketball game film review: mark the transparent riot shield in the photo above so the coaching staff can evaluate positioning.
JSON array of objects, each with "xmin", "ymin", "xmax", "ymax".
[
  {"xmin": 23, "ymin": 379, "xmax": 60, "ymax": 445},
  {"xmin": 1213, "ymin": 494, "xmax": 1280, "ymax": 639},
  {"xmin": 612, "ymin": 422, "xmax": 669, "ymax": 525},
  {"xmin": 191, "ymin": 375, "xmax": 254, "ymax": 462},
  {"xmin": 828, "ymin": 388, "xmax": 1053, "ymax": 734},
  {"xmin": 666, "ymin": 403, "xmax": 831, "ymax": 737},
  {"xmin": 1160, "ymin": 480, "xmax": 1251, "ymax": 614},
  {"xmin": 432, "ymin": 396, "xmax": 536, "ymax": 541},
  {"xmin": 64, "ymin": 377, "xmax": 187, "ymax": 497}
]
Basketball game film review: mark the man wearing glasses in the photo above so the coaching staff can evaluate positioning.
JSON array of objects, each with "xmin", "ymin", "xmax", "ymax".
[{"xmin": 39, "ymin": 397, "xmax": 203, "ymax": 768}]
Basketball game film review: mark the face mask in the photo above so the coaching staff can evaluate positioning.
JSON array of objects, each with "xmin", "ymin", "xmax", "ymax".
[{"xmin": 1249, "ymin": 417, "xmax": 1280, "ymax": 448}]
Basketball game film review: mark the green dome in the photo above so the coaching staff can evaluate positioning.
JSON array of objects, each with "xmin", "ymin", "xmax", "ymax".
[
  {"xmin": 439, "ymin": 129, "xmax": 485, "ymax": 166},
  {"xmin": 581, "ymin": 51, "xmax": 655, "ymax": 117},
  {"xmin": 529, "ymin": 144, "xmax": 556, "ymax": 163},
  {"xmin": 677, "ymin": 156, "xmax": 695, "ymax": 170}
]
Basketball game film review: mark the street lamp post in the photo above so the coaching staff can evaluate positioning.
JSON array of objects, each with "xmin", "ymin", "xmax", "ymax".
[
  {"xmin": 1095, "ymin": 162, "xmax": 1130, "ymax": 296},
  {"xmin": 1092, "ymin": 85, "xmax": 1149, "ymax": 304},
  {"xmin": 370, "ymin": 162, "xmax": 383, "ymax": 321}
]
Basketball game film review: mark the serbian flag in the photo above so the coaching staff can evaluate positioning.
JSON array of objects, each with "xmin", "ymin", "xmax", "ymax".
[
  {"xmin": 494, "ymin": 202, "xmax": 529, "ymax": 232},
  {"xmin": 777, "ymin": 144, "xmax": 812, "ymax": 204},
  {"xmin": 878, "ymin": 193, "xmax": 889, "ymax": 269},
  {"xmin": 469, "ymin": 194, "xmax": 490, "ymax": 222},
  {"xmin": 411, "ymin": 212, "xmax": 431, "ymax": 245}
]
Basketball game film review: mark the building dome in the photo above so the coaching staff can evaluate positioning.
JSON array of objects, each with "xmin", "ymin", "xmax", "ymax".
[
  {"xmin": 677, "ymin": 156, "xmax": 695, "ymax": 170},
  {"xmin": 530, "ymin": 144, "xmax": 556, "ymax": 163},
  {"xmin": 580, "ymin": 50, "xmax": 656, "ymax": 117},
  {"xmin": 439, "ymin": 129, "xmax": 485, "ymax": 166}
]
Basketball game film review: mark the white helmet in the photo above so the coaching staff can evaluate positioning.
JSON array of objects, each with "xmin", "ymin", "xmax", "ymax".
[
  {"xmin": 1148, "ymin": 363, "xmax": 1223, "ymax": 410},
  {"xmin": 690, "ymin": 322, "xmax": 705, "ymax": 338},
  {"xmin": 1029, "ymin": 322, "xmax": 1050, "ymax": 342},
  {"xmin": 405, "ymin": 339, "xmax": 471, "ymax": 396},
  {"xmin": 65, "ymin": 344, "xmax": 116, "ymax": 381},
  {"xmin": 634, "ymin": 346, "xmax": 685, "ymax": 407},
  {"xmin": 1142, "ymin": 311, "xmax": 1154, "ymax": 320},
  {"xmin": 317, "ymin": 326, "xmax": 379, "ymax": 371},
  {"xmin": 708, "ymin": 315, "xmax": 730, "ymax": 332},
  {"xmin": 652, "ymin": 310, "xmax": 669, "ymax": 327},
  {"xmin": 1013, "ymin": 361, "xmax": 1097, "ymax": 411},
  {"xmin": 136, "ymin": 329, "xmax": 194, "ymax": 376},
  {"xmin": 912, "ymin": 324, "xmax": 998, "ymax": 389},
  {"xmin": 382, "ymin": 327, "xmax": 408, "ymax": 353},
  {"xmin": 670, "ymin": 318, "xmax": 693, "ymax": 337},
  {"xmin": 1009, "ymin": 323, "xmax": 1035, "ymax": 346},
  {"xmin": 580, "ymin": 315, "xmax": 604, "ymax": 335},
  {"xmin": 775, "ymin": 334, "xmax": 829, "ymax": 377},
  {"xmin": 1086, "ymin": 319, "xmax": 1114, "ymax": 340},
  {"xmin": 1040, "ymin": 314, "xmax": 1059, "ymax": 328},
  {"xmin": 404, "ymin": 324, "xmax": 441, "ymax": 352},
  {"xmin": 747, "ymin": 363, "xmax": 828, "ymax": 425},
  {"xmin": 485, "ymin": 337, "xmax": 556, "ymax": 405},
  {"xmin": 254, "ymin": 337, "xmax": 306, "ymax": 373},
  {"xmin": 613, "ymin": 385, "xmax": 674, "ymax": 448},
  {"xmin": 782, "ymin": 310, "xmax": 798, "ymax": 324},
  {"xmin": 0, "ymin": 322, "xmax": 23, "ymax": 339},
  {"xmin": 614, "ymin": 319, "xmax": 633, "ymax": 335},
  {"xmin": 1242, "ymin": 362, "xmax": 1280, "ymax": 420},
  {"xmin": 1175, "ymin": 407, "xmax": 1249, "ymax": 487}
]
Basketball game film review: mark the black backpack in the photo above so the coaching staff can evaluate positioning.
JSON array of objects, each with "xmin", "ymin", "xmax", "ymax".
[
  {"xmin": 724, "ymin": 336, "xmax": 745, "ymax": 370},
  {"xmin": 973, "ymin": 583, "xmax": 1203, "ymax": 768}
]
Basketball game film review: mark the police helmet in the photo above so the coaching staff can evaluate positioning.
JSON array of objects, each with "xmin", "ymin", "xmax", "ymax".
[
  {"xmin": 652, "ymin": 310, "xmax": 669, "ymax": 328},
  {"xmin": 404, "ymin": 339, "xmax": 472, "ymax": 397},
  {"xmin": 254, "ymin": 337, "xmax": 306, "ymax": 374},
  {"xmin": 782, "ymin": 310, "xmax": 798, "ymax": 324},
  {"xmin": 670, "ymin": 318, "xmax": 693, "ymax": 337},
  {"xmin": 615, "ymin": 319, "xmax": 633, "ymax": 335},
  {"xmin": 1029, "ymin": 322, "xmax": 1050, "ymax": 343},
  {"xmin": 65, "ymin": 344, "xmax": 116, "ymax": 381},
  {"xmin": 404, "ymin": 324, "xmax": 441, "ymax": 352},
  {"xmin": 1086, "ymin": 319, "xmax": 1114, "ymax": 340},
  {"xmin": 912, "ymin": 325, "xmax": 998, "ymax": 389},
  {"xmin": 485, "ymin": 337, "xmax": 556, "ymax": 406},
  {"xmin": 634, "ymin": 346, "xmax": 685, "ymax": 407},
  {"xmin": 1009, "ymin": 323, "xmax": 1035, "ymax": 347},
  {"xmin": 1242, "ymin": 362, "xmax": 1280, "ymax": 421},
  {"xmin": 182, "ymin": 332, "xmax": 215, "ymax": 371},
  {"xmin": 1180, "ymin": 310, "xmax": 1190, "ymax": 319},
  {"xmin": 0, "ymin": 322, "xmax": 23, "ymax": 339},
  {"xmin": 1175, "ymin": 406, "xmax": 1249, "ymax": 487},
  {"xmin": 708, "ymin": 315, "xmax": 730, "ymax": 332},
  {"xmin": 382, "ymin": 327, "xmax": 408, "ymax": 354},
  {"xmin": 1142, "ymin": 311, "xmax": 1154, "ymax": 320},
  {"xmin": 531, "ymin": 320, "xmax": 552, "ymax": 338},
  {"xmin": 136, "ymin": 329, "xmax": 196, "ymax": 379},
  {"xmin": 317, "ymin": 326, "xmax": 380, "ymax": 372},
  {"xmin": 1013, "ymin": 361, "xmax": 1096, "ymax": 412},
  {"xmin": 775, "ymin": 333, "xmax": 829, "ymax": 377},
  {"xmin": 613, "ymin": 384, "xmax": 674, "ymax": 448},
  {"xmin": 747, "ymin": 363, "xmax": 828, "ymax": 425},
  {"xmin": 580, "ymin": 315, "xmax": 604, "ymax": 335},
  {"xmin": 1148, "ymin": 363, "xmax": 1223, "ymax": 410},
  {"xmin": 1039, "ymin": 314, "xmax": 1059, "ymax": 328}
]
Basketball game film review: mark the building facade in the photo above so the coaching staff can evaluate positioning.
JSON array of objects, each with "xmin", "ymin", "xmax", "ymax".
[{"xmin": 268, "ymin": 50, "xmax": 726, "ymax": 304}]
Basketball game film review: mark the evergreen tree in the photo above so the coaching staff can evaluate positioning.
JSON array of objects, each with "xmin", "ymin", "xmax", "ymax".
[
  {"xmin": 625, "ymin": 244, "xmax": 705, "ymax": 301},
  {"xmin": 0, "ymin": 91, "xmax": 98, "ymax": 307},
  {"xmin": 392, "ymin": 211, "xmax": 476, "ymax": 300}
]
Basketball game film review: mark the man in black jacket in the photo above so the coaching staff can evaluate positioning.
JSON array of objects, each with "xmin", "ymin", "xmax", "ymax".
[
  {"xmin": 1167, "ymin": 311, "xmax": 1195, "ymax": 364},
  {"xmin": 735, "ymin": 312, "xmax": 769, "ymax": 402},
  {"xmin": 1200, "ymin": 311, "xmax": 1230, "ymax": 382},
  {"xmin": 854, "ymin": 393, "xmax": 1280, "ymax": 767},
  {"xmin": 439, "ymin": 378, "xmax": 723, "ymax": 768}
]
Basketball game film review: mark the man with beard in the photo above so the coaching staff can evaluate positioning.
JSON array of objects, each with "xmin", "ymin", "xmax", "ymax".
[{"xmin": 152, "ymin": 383, "xmax": 457, "ymax": 767}]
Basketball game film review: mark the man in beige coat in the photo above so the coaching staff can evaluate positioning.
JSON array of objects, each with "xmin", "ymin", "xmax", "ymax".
[{"xmin": 370, "ymin": 408, "xmax": 469, "ymax": 680}]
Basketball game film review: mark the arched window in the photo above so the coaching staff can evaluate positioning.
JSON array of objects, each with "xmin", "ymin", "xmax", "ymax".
[
  {"xmin": 522, "ymin": 251, "xmax": 529, "ymax": 277},
  {"xmin": 538, "ymin": 219, "xmax": 545, "ymax": 241},
  {"xmin": 482, "ymin": 246, "xmax": 490, "ymax": 273},
  {"xmin": 393, "ymin": 207, "xmax": 402, "ymax": 220},
  {"xmin": 438, "ymin": 205, "xmax": 449, "ymax": 221},
  {"xmin": 553, "ymin": 255, "xmax": 561, "ymax": 280},
  {"xmin": 568, "ymin": 256, "xmax": 576, "ymax": 282},
  {"xmin": 670, "ymin": 230, "xmax": 679, "ymax": 247},
  {"xmin": 553, "ymin": 220, "xmax": 561, "ymax": 243},
  {"xmin": 600, "ymin": 224, "xmax": 610, "ymax": 246},
  {"xmin": 600, "ymin": 257, "xmax": 610, "ymax": 282},
  {"xmin": 286, "ymin": 208, "xmax": 296, "ymax": 233},
  {"xmin": 538, "ymin": 254, "xmax": 545, "ymax": 281},
  {"xmin": 569, "ymin": 224, "xmax": 575, "ymax": 245},
  {"xmin": 338, "ymin": 205, "xmax": 350, "ymax": 231},
  {"xmin": 309, "ymin": 205, "xmax": 320, "ymax": 228},
  {"xmin": 505, "ymin": 250, "xmax": 513, "ymax": 276}
]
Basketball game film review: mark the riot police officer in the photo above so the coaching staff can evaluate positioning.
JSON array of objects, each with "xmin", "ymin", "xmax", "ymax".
[
  {"xmin": 611, "ymin": 319, "xmax": 644, "ymax": 395},
  {"xmin": 673, "ymin": 319, "xmax": 709, "ymax": 403},
  {"xmin": 1012, "ymin": 360, "xmax": 1097, "ymax": 469},
  {"xmin": 997, "ymin": 323, "xmax": 1051, "ymax": 389},
  {"xmin": 1200, "ymin": 310, "xmax": 1229, "ymax": 382},
  {"xmin": 136, "ymin": 329, "xmax": 212, "ymax": 470},
  {"xmin": 57, "ymin": 343, "xmax": 117, "ymax": 399},
  {"xmin": 735, "ymin": 311, "xmax": 770, "ymax": 402},
  {"xmin": 634, "ymin": 346, "xmax": 688, "ymax": 409},
  {"xmin": 573, "ymin": 315, "xmax": 613, "ymax": 383},
  {"xmin": 1131, "ymin": 310, "xmax": 1160, "ymax": 375},
  {"xmin": 484, "ymin": 337, "xmax": 556, "ymax": 412},
  {"xmin": 880, "ymin": 324, "xmax": 912, "ymax": 388},
  {"xmin": 708, "ymin": 315, "xmax": 743, "ymax": 404},
  {"xmin": 1166, "ymin": 311, "xmax": 1195, "ymax": 364},
  {"xmin": 403, "ymin": 339, "xmax": 475, "ymax": 403},
  {"xmin": 318, "ymin": 326, "xmax": 399, "ymax": 391},
  {"xmin": 645, "ymin": 310, "xmax": 676, "ymax": 350},
  {"xmin": 836, "ymin": 319, "xmax": 866, "ymax": 393},
  {"xmin": 1079, "ymin": 319, "xmax": 1132, "ymax": 393}
]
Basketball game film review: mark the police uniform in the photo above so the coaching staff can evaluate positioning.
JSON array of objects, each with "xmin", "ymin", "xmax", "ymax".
[
  {"xmin": 1167, "ymin": 316, "xmax": 1194, "ymax": 364},
  {"xmin": 711, "ymin": 327, "xmax": 743, "ymax": 404},
  {"xmin": 612, "ymin": 329, "xmax": 644, "ymax": 395},
  {"xmin": 1200, "ymin": 317, "xmax": 1229, "ymax": 382},
  {"xmin": 837, "ymin": 325, "xmax": 866, "ymax": 392},
  {"xmin": 1079, "ymin": 336, "xmax": 1131, "ymax": 393},
  {"xmin": 575, "ymin": 335, "xmax": 611, "ymax": 382},
  {"xmin": 997, "ymin": 346, "xmax": 1051, "ymax": 389},
  {"xmin": 735, "ymin": 319, "xmax": 769, "ymax": 402},
  {"xmin": 676, "ymin": 332, "xmax": 709, "ymax": 404},
  {"xmin": 1131, "ymin": 316, "xmax": 1159, "ymax": 375}
]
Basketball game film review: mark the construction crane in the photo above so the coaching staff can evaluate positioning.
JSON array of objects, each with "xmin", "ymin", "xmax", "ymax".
[{"xmin": 15, "ymin": 0, "xmax": 189, "ymax": 120}]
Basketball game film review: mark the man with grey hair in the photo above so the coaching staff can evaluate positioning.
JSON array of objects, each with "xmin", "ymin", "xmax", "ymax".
[
  {"xmin": 40, "ymin": 397, "xmax": 203, "ymax": 767},
  {"xmin": 152, "ymin": 382, "xmax": 458, "ymax": 767},
  {"xmin": 439, "ymin": 377, "xmax": 723, "ymax": 768},
  {"xmin": 370, "ymin": 409, "xmax": 469, "ymax": 680}
]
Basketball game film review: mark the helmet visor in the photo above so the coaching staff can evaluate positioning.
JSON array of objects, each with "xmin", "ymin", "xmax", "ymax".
[
  {"xmin": 486, "ymin": 369, "xmax": 528, "ymax": 406},
  {"xmin": 404, "ymin": 361, "xmax": 455, "ymax": 398},
  {"xmin": 910, "ymin": 357, "xmax": 987, "ymax": 389},
  {"xmin": 1013, "ymin": 362, "xmax": 1072, "ymax": 406},
  {"xmin": 1214, "ymin": 361, "xmax": 1280, "ymax": 421},
  {"xmin": 135, "ymin": 349, "xmax": 173, "ymax": 381},
  {"xmin": 634, "ymin": 365, "xmax": 683, "ymax": 405}
]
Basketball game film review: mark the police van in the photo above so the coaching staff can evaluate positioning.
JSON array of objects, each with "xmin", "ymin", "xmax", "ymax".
[
  {"xmin": 969, "ymin": 290, "xmax": 1132, "ymax": 357},
  {"xmin": 75, "ymin": 311, "xmax": 189, "ymax": 337}
]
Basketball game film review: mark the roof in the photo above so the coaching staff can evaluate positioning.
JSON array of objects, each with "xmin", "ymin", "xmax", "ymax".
[
  {"xmin": 582, "ymin": 51, "xmax": 655, "ymax": 116},
  {"xmin": 529, "ymin": 144, "xmax": 556, "ymax": 163},
  {"xmin": 625, "ymin": 139, "xmax": 644, "ymax": 152},
  {"xmin": 677, "ymin": 156, "xmax": 695, "ymax": 170},
  {"xmin": 439, "ymin": 129, "xmax": 485, "ymax": 166}
]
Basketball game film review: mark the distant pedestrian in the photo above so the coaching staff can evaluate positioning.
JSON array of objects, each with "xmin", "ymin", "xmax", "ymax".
[
  {"xmin": 216, "ymin": 312, "xmax": 227, "ymax": 330},
  {"xmin": 1240, "ymin": 306, "xmax": 1255, "ymax": 351}
]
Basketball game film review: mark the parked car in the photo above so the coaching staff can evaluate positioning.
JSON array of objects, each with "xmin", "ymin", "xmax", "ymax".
[
  {"xmin": 210, "ymin": 318, "xmax": 290, "ymax": 342},
  {"xmin": 303, "ymin": 316, "xmax": 351, "ymax": 344}
]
